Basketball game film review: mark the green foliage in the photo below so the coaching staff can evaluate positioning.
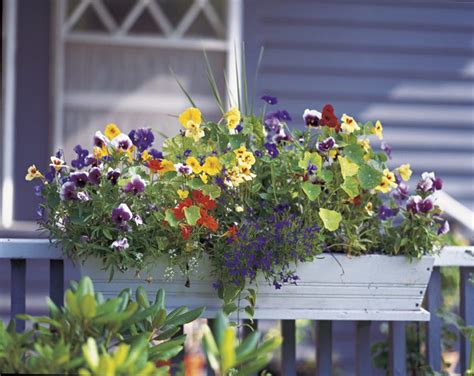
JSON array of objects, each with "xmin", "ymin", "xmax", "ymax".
[
  {"xmin": 0, "ymin": 276, "xmax": 203, "ymax": 375},
  {"xmin": 202, "ymin": 313, "xmax": 282, "ymax": 376}
]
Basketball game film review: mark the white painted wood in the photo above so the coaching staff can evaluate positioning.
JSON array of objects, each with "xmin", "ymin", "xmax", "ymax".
[
  {"xmin": 434, "ymin": 246, "xmax": 474, "ymax": 267},
  {"xmin": 1, "ymin": 0, "xmax": 17, "ymax": 228},
  {"xmin": 81, "ymin": 253, "xmax": 434, "ymax": 321}
]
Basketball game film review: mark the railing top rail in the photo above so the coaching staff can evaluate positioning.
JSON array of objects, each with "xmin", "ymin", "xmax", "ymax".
[
  {"xmin": 0, "ymin": 238, "xmax": 64, "ymax": 259},
  {"xmin": 0, "ymin": 238, "xmax": 473, "ymax": 265}
]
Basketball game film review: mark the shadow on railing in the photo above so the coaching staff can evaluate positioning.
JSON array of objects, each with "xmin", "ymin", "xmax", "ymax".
[{"xmin": 0, "ymin": 239, "xmax": 473, "ymax": 375}]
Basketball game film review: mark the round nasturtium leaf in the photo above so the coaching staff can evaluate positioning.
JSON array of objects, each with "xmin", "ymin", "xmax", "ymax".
[
  {"xmin": 319, "ymin": 208, "xmax": 342, "ymax": 231},
  {"xmin": 339, "ymin": 156, "xmax": 359, "ymax": 179}
]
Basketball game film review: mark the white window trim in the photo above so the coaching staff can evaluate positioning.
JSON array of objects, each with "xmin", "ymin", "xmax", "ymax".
[{"xmin": 1, "ymin": 0, "xmax": 17, "ymax": 228}]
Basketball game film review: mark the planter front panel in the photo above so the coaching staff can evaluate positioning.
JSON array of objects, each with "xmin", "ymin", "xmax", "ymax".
[{"xmin": 81, "ymin": 253, "xmax": 434, "ymax": 320}]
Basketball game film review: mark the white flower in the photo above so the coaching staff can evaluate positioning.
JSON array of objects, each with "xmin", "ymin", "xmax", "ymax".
[{"xmin": 110, "ymin": 238, "xmax": 129, "ymax": 251}]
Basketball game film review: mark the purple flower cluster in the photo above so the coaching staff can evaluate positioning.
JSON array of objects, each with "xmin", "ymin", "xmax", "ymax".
[
  {"xmin": 71, "ymin": 145, "xmax": 89, "ymax": 169},
  {"xmin": 221, "ymin": 211, "xmax": 319, "ymax": 288},
  {"xmin": 261, "ymin": 95, "xmax": 278, "ymax": 105},
  {"xmin": 406, "ymin": 195, "xmax": 434, "ymax": 214},
  {"xmin": 129, "ymin": 128, "xmax": 154, "ymax": 152}
]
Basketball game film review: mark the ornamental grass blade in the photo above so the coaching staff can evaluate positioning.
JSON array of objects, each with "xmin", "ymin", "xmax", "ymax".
[
  {"xmin": 203, "ymin": 49, "xmax": 225, "ymax": 114},
  {"xmin": 169, "ymin": 67, "xmax": 197, "ymax": 108},
  {"xmin": 233, "ymin": 42, "xmax": 241, "ymax": 111},
  {"xmin": 241, "ymin": 42, "xmax": 249, "ymax": 115},
  {"xmin": 250, "ymin": 46, "xmax": 265, "ymax": 115}
]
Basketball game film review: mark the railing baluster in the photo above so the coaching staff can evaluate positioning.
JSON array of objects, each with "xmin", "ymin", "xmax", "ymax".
[
  {"xmin": 10, "ymin": 259, "xmax": 26, "ymax": 332},
  {"xmin": 281, "ymin": 320, "xmax": 296, "ymax": 376},
  {"xmin": 316, "ymin": 320, "xmax": 332, "ymax": 375},
  {"xmin": 49, "ymin": 259, "xmax": 64, "ymax": 306},
  {"xmin": 426, "ymin": 267, "xmax": 442, "ymax": 371},
  {"xmin": 356, "ymin": 321, "xmax": 371, "ymax": 376},
  {"xmin": 460, "ymin": 266, "xmax": 474, "ymax": 374},
  {"xmin": 389, "ymin": 321, "xmax": 406, "ymax": 376}
]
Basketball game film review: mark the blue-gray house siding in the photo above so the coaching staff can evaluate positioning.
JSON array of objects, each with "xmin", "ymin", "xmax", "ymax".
[{"xmin": 244, "ymin": 0, "xmax": 474, "ymax": 210}]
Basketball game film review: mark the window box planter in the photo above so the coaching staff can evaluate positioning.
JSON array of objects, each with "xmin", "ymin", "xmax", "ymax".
[{"xmin": 81, "ymin": 253, "xmax": 434, "ymax": 321}]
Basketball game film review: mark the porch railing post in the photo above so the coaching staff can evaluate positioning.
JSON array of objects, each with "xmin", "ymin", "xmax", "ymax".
[
  {"xmin": 49, "ymin": 259, "xmax": 64, "ymax": 307},
  {"xmin": 460, "ymin": 266, "xmax": 474, "ymax": 374},
  {"xmin": 316, "ymin": 320, "xmax": 332, "ymax": 375},
  {"xmin": 10, "ymin": 259, "xmax": 26, "ymax": 332},
  {"xmin": 426, "ymin": 267, "xmax": 442, "ymax": 371},
  {"xmin": 356, "ymin": 321, "xmax": 372, "ymax": 375},
  {"xmin": 281, "ymin": 319, "xmax": 296, "ymax": 376},
  {"xmin": 389, "ymin": 321, "xmax": 406, "ymax": 376}
]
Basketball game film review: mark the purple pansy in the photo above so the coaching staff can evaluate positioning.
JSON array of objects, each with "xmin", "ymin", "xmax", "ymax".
[
  {"xmin": 89, "ymin": 167, "xmax": 101, "ymax": 185},
  {"xmin": 264, "ymin": 143, "xmax": 279, "ymax": 158},
  {"xmin": 69, "ymin": 172, "xmax": 89, "ymax": 188},
  {"xmin": 111, "ymin": 134, "xmax": 133, "ymax": 151},
  {"xmin": 59, "ymin": 182, "xmax": 77, "ymax": 201},
  {"xmin": 33, "ymin": 184, "xmax": 44, "ymax": 197},
  {"xmin": 261, "ymin": 95, "xmax": 278, "ymax": 105},
  {"xmin": 110, "ymin": 238, "xmax": 129, "ymax": 251},
  {"xmin": 107, "ymin": 168, "xmax": 121, "ymax": 185},
  {"xmin": 129, "ymin": 128, "xmax": 154, "ymax": 152},
  {"xmin": 112, "ymin": 203, "xmax": 132, "ymax": 225},
  {"xmin": 303, "ymin": 109, "xmax": 322, "ymax": 127},
  {"xmin": 381, "ymin": 141, "xmax": 392, "ymax": 159},
  {"xmin": 272, "ymin": 128, "xmax": 291, "ymax": 144},
  {"xmin": 174, "ymin": 163, "xmax": 192, "ymax": 176},
  {"xmin": 307, "ymin": 163, "xmax": 318, "ymax": 175},
  {"xmin": 418, "ymin": 197, "xmax": 434, "ymax": 213},
  {"xmin": 183, "ymin": 149, "xmax": 192, "ymax": 158},
  {"xmin": 123, "ymin": 175, "xmax": 146, "ymax": 194},
  {"xmin": 316, "ymin": 137, "xmax": 336, "ymax": 153},
  {"xmin": 437, "ymin": 220, "xmax": 450, "ymax": 235},
  {"xmin": 149, "ymin": 149, "xmax": 163, "ymax": 160},
  {"xmin": 393, "ymin": 181, "xmax": 409, "ymax": 201},
  {"xmin": 378, "ymin": 205, "xmax": 398, "ymax": 220},
  {"xmin": 71, "ymin": 145, "xmax": 89, "ymax": 169},
  {"xmin": 406, "ymin": 195, "xmax": 422, "ymax": 213},
  {"xmin": 94, "ymin": 131, "xmax": 108, "ymax": 148},
  {"xmin": 418, "ymin": 172, "xmax": 443, "ymax": 193}
]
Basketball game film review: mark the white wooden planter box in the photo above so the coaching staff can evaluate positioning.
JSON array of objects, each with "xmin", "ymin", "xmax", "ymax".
[{"xmin": 81, "ymin": 253, "xmax": 434, "ymax": 322}]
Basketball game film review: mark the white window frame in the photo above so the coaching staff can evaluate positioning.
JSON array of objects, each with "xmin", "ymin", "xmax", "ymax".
[{"xmin": 52, "ymin": 0, "xmax": 243, "ymax": 151}]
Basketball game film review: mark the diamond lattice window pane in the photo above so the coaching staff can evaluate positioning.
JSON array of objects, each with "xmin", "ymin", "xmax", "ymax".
[
  {"xmin": 185, "ymin": 11, "xmax": 219, "ymax": 38},
  {"xmin": 129, "ymin": 9, "xmax": 164, "ymax": 35},
  {"xmin": 71, "ymin": 5, "xmax": 108, "ymax": 32},
  {"xmin": 102, "ymin": 0, "xmax": 136, "ymax": 25},
  {"xmin": 158, "ymin": 0, "xmax": 193, "ymax": 27}
]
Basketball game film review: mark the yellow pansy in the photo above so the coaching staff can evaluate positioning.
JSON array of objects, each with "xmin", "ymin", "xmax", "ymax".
[
  {"xmin": 225, "ymin": 107, "xmax": 241, "ymax": 134},
  {"xmin": 104, "ymin": 123, "xmax": 121, "ymax": 140},
  {"xmin": 202, "ymin": 156, "xmax": 221, "ymax": 176},
  {"xmin": 126, "ymin": 145, "xmax": 136, "ymax": 161},
  {"xmin": 179, "ymin": 107, "xmax": 202, "ymax": 129},
  {"xmin": 374, "ymin": 121, "xmax": 383, "ymax": 140},
  {"xmin": 225, "ymin": 167, "xmax": 244, "ymax": 187},
  {"xmin": 365, "ymin": 202, "xmax": 374, "ymax": 216},
  {"xmin": 141, "ymin": 150, "xmax": 152, "ymax": 161},
  {"xmin": 376, "ymin": 170, "xmax": 398, "ymax": 193},
  {"xmin": 340, "ymin": 114, "xmax": 360, "ymax": 134},
  {"xmin": 375, "ymin": 177, "xmax": 392, "ymax": 193},
  {"xmin": 383, "ymin": 169, "xmax": 398, "ymax": 188},
  {"xmin": 359, "ymin": 138, "xmax": 371, "ymax": 153},
  {"xmin": 158, "ymin": 159, "xmax": 175, "ymax": 176},
  {"xmin": 50, "ymin": 156, "xmax": 65, "ymax": 171},
  {"xmin": 184, "ymin": 124, "xmax": 205, "ymax": 141},
  {"xmin": 185, "ymin": 157, "xmax": 202, "ymax": 174},
  {"xmin": 239, "ymin": 165, "xmax": 256, "ymax": 181},
  {"xmin": 25, "ymin": 165, "xmax": 43, "ymax": 181},
  {"xmin": 397, "ymin": 164, "xmax": 412, "ymax": 182},
  {"xmin": 234, "ymin": 145, "xmax": 247, "ymax": 159},
  {"xmin": 93, "ymin": 145, "xmax": 108, "ymax": 159},
  {"xmin": 329, "ymin": 150, "xmax": 338, "ymax": 159},
  {"xmin": 177, "ymin": 189, "xmax": 189, "ymax": 199},
  {"xmin": 200, "ymin": 173, "xmax": 208, "ymax": 184},
  {"xmin": 238, "ymin": 151, "xmax": 256, "ymax": 167}
]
